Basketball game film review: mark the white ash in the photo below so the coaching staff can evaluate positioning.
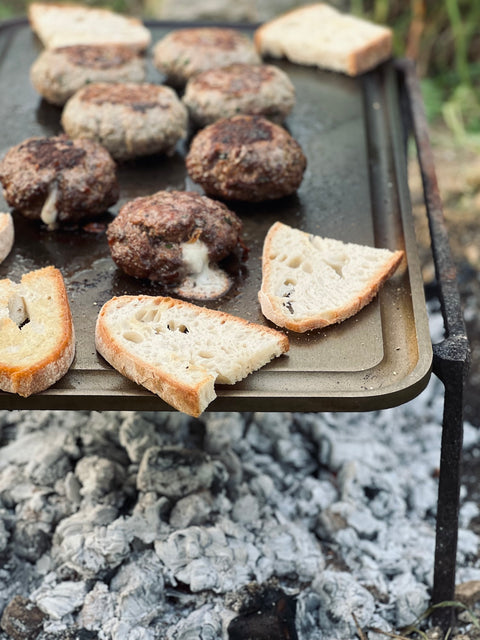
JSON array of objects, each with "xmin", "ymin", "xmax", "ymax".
[{"xmin": 0, "ymin": 371, "xmax": 479, "ymax": 639}]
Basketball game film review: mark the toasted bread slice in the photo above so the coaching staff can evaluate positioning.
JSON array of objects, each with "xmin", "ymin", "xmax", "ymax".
[
  {"xmin": 0, "ymin": 266, "xmax": 75, "ymax": 396},
  {"xmin": 254, "ymin": 3, "xmax": 392, "ymax": 76},
  {"xmin": 259, "ymin": 222, "xmax": 404, "ymax": 332},
  {"xmin": 95, "ymin": 295, "xmax": 289, "ymax": 417},
  {"xmin": 0, "ymin": 213, "xmax": 14, "ymax": 264},
  {"xmin": 28, "ymin": 2, "xmax": 151, "ymax": 51}
]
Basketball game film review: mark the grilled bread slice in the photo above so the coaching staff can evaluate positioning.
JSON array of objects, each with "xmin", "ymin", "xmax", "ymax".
[
  {"xmin": 0, "ymin": 266, "xmax": 75, "ymax": 396},
  {"xmin": 28, "ymin": 2, "xmax": 151, "ymax": 51},
  {"xmin": 0, "ymin": 213, "xmax": 14, "ymax": 264},
  {"xmin": 259, "ymin": 222, "xmax": 404, "ymax": 332},
  {"xmin": 254, "ymin": 3, "xmax": 392, "ymax": 76},
  {"xmin": 95, "ymin": 295, "xmax": 289, "ymax": 417}
]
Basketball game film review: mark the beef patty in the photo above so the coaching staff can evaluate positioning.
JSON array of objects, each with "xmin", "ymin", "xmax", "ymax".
[
  {"xmin": 30, "ymin": 44, "xmax": 147, "ymax": 106},
  {"xmin": 0, "ymin": 135, "xmax": 119, "ymax": 228},
  {"xmin": 61, "ymin": 82, "xmax": 188, "ymax": 161},
  {"xmin": 153, "ymin": 27, "xmax": 260, "ymax": 87},
  {"xmin": 183, "ymin": 63, "xmax": 296, "ymax": 127},
  {"xmin": 185, "ymin": 114, "xmax": 307, "ymax": 202},
  {"xmin": 107, "ymin": 190, "xmax": 244, "ymax": 287}
]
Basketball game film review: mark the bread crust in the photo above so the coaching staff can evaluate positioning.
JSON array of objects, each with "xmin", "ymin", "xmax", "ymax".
[
  {"xmin": 259, "ymin": 221, "xmax": 404, "ymax": 332},
  {"xmin": 28, "ymin": 2, "xmax": 151, "ymax": 51},
  {"xmin": 0, "ymin": 266, "xmax": 75, "ymax": 396},
  {"xmin": 0, "ymin": 213, "xmax": 14, "ymax": 264},
  {"xmin": 254, "ymin": 3, "xmax": 392, "ymax": 77},
  {"xmin": 95, "ymin": 295, "xmax": 289, "ymax": 417}
]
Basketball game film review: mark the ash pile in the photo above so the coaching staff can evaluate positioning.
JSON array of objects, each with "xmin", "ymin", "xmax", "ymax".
[{"xmin": 0, "ymin": 324, "xmax": 479, "ymax": 639}]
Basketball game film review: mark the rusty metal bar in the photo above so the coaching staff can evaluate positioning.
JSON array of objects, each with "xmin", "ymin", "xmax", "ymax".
[{"xmin": 396, "ymin": 58, "xmax": 471, "ymax": 629}]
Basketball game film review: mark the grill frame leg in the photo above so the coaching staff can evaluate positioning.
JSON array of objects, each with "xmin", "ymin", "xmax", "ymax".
[{"xmin": 396, "ymin": 58, "xmax": 471, "ymax": 629}]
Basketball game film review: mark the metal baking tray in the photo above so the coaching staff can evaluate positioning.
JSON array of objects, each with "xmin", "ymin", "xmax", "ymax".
[{"xmin": 0, "ymin": 19, "xmax": 432, "ymax": 411}]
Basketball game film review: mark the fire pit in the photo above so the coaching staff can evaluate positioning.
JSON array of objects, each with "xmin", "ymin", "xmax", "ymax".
[{"xmin": 0, "ymin": 18, "xmax": 470, "ymax": 639}]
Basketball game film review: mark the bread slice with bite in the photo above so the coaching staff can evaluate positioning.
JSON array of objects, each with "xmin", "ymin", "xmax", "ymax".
[
  {"xmin": 0, "ymin": 212, "xmax": 14, "ymax": 264},
  {"xmin": 259, "ymin": 222, "xmax": 404, "ymax": 332},
  {"xmin": 0, "ymin": 266, "xmax": 75, "ymax": 396},
  {"xmin": 28, "ymin": 2, "xmax": 151, "ymax": 51},
  {"xmin": 254, "ymin": 3, "xmax": 392, "ymax": 76},
  {"xmin": 95, "ymin": 295, "xmax": 289, "ymax": 417}
]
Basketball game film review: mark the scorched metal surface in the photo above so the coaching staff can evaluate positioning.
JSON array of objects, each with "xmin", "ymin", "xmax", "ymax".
[{"xmin": 0, "ymin": 19, "xmax": 432, "ymax": 411}]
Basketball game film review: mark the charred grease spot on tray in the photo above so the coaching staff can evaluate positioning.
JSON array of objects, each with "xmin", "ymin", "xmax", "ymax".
[
  {"xmin": 61, "ymin": 44, "xmax": 138, "ymax": 69},
  {"xmin": 21, "ymin": 137, "xmax": 86, "ymax": 170}
]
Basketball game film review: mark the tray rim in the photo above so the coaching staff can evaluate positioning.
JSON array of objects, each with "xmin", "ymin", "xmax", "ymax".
[{"xmin": 0, "ymin": 18, "xmax": 433, "ymax": 413}]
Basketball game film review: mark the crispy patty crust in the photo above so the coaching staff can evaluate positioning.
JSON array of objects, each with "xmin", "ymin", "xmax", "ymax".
[
  {"xmin": 30, "ymin": 44, "xmax": 146, "ymax": 106},
  {"xmin": 107, "ymin": 190, "xmax": 243, "ymax": 283},
  {"xmin": 153, "ymin": 27, "xmax": 260, "ymax": 87},
  {"xmin": 61, "ymin": 82, "xmax": 188, "ymax": 161},
  {"xmin": 183, "ymin": 63, "xmax": 295, "ymax": 126},
  {"xmin": 0, "ymin": 135, "xmax": 119, "ymax": 226},
  {"xmin": 185, "ymin": 115, "xmax": 307, "ymax": 202}
]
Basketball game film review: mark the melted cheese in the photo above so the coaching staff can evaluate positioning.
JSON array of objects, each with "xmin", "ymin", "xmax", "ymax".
[
  {"xmin": 177, "ymin": 239, "xmax": 231, "ymax": 300},
  {"xmin": 40, "ymin": 182, "xmax": 59, "ymax": 229}
]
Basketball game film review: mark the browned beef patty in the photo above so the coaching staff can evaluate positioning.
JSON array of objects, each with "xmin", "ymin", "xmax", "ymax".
[
  {"xmin": 183, "ymin": 63, "xmax": 296, "ymax": 126},
  {"xmin": 30, "ymin": 44, "xmax": 146, "ymax": 106},
  {"xmin": 106, "ymin": 190, "xmax": 243, "ymax": 283},
  {"xmin": 153, "ymin": 27, "xmax": 260, "ymax": 87},
  {"xmin": 0, "ymin": 135, "xmax": 119, "ymax": 226},
  {"xmin": 61, "ymin": 82, "xmax": 188, "ymax": 161},
  {"xmin": 185, "ymin": 115, "xmax": 307, "ymax": 202}
]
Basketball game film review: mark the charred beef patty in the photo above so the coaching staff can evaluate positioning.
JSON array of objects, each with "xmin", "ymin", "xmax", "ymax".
[
  {"xmin": 185, "ymin": 114, "xmax": 307, "ymax": 202},
  {"xmin": 0, "ymin": 135, "xmax": 119, "ymax": 227},
  {"xmin": 107, "ymin": 190, "xmax": 243, "ymax": 283},
  {"xmin": 30, "ymin": 44, "xmax": 146, "ymax": 106},
  {"xmin": 153, "ymin": 27, "xmax": 260, "ymax": 87},
  {"xmin": 183, "ymin": 63, "xmax": 296, "ymax": 126},
  {"xmin": 61, "ymin": 82, "xmax": 188, "ymax": 161}
]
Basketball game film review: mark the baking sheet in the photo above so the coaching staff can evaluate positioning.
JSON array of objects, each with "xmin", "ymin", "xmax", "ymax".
[{"xmin": 0, "ymin": 19, "xmax": 432, "ymax": 411}]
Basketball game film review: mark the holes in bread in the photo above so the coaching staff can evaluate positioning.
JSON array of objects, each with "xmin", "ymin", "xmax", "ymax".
[
  {"xmin": 166, "ymin": 321, "xmax": 189, "ymax": 334},
  {"xmin": 323, "ymin": 253, "xmax": 348, "ymax": 277},
  {"xmin": 8, "ymin": 294, "xmax": 29, "ymax": 329},
  {"xmin": 287, "ymin": 256, "xmax": 302, "ymax": 269},
  {"xmin": 123, "ymin": 330, "xmax": 144, "ymax": 343},
  {"xmin": 136, "ymin": 307, "xmax": 160, "ymax": 323}
]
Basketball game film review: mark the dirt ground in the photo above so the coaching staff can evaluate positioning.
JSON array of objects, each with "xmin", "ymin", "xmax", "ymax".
[{"xmin": 408, "ymin": 123, "xmax": 480, "ymax": 429}]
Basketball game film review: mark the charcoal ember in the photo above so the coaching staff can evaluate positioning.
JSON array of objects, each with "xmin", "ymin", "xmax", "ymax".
[
  {"xmin": 77, "ymin": 582, "xmax": 115, "ymax": 633},
  {"xmin": 311, "ymin": 571, "xmax": 375, "ymax": 640},
  {"xmin": 38, "ymin": 629, "xmax": 97, "ymax": 639},
  {"xmin": 226, "ymin": 582, "xmax": 297, "ymax": 640},
  {"xmin": 64, "ymin": 472, "xmax": 82, "ymax": 506},
  {"xmin": 0, "ymin": 516, "xmax": 9, "ymax": 552},
  {"xmin": 75, "ymin": 455, "xmax": 126, "ymax": 502},
  {"xmin": 136, "ymin": 446, "xmax": 228, "ymax": 499},
  {"xmin": 132, "ymin": 491, "xmax": 171, "ymax": 541},
  {"xmin": 52, "ymin": 505, "xmax": 128, "ymax": 577},
  {"xmin": 154, "ymin": 523, "xmax": 261, "ymax": 593},
  {"xmin": 119, "ymin": 414, "xmax": 161, "ymax": 463},
  {"xmin": 203, "ymin": 412, "xmax": 246, "ymax": 454},
  {"xmin": 0, "ymin": 594, "xmax": 46, "ymax": 640},
  {"xmin": 392, "ymin": 573, "xmax": 429, "ymax": 627},
  {"xmin": 13, "ymin": 521, "xmax": 51, "ymax": 561},
  {"xmin": 32, "ymin": 578, "xmax": 88, "ymax": 619},
  {"xmin": 231, "ymin": 493, "xmax": 260, "ymax": 524},
  {"xmin": 109, "ymin": 551, "xmax": 166, "ymax": 629},
  {"xmin": 165, "ymin": 603, "xmax": 226, "ymax": 639},
  {"xmin": 25, "ymin": 446, "xmax": 72, "ymax": 486},
  {"xmin": 169, "ymin": 491, "xmax": 215, "ymax": 528}
]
